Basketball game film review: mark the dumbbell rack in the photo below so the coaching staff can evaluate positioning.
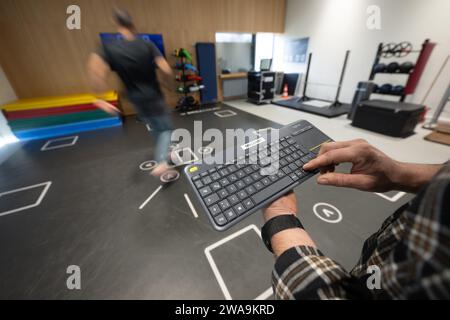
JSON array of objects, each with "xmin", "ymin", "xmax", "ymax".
[
  {"xmin": 174, "ymin": 52, "xmax": 200, "ymax": 112},
  {"xmin": 368, "ymin": 39, "xmax": 435, "ymax": 102}
]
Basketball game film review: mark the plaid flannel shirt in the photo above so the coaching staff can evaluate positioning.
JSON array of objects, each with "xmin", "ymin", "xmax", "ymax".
[{"xmin": 272, "ymin": 164, "xmax": 450, "ymax": 299}]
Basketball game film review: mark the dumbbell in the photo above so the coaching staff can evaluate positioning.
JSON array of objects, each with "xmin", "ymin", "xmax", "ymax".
[
  {"xmin": 391, "ymin": 85, "xmax": 405, "ymax": 95},
  {"xmin": 373, "ymin": 63, "xmax": 386, "ymax": 73},
  {"xmin": 386, "ymin": 62, "xmax": 400, "ymax": 73},
  {"xmin": 399, "ymin": 61, "xmax": 414, "ymax": 73},
  {"xmin": 378, "ymin": 83, "xmax": 393, "ymax": 94}
]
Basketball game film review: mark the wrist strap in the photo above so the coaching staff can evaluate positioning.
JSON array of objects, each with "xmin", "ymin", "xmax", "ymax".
[{"xmin": 262, "ymin": 215, "xmax": 304, "ymax": 253}]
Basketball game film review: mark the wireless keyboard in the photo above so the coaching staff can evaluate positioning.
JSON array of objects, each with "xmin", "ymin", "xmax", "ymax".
[{"xmin": 185, "ymin": 120, "xmax": 332, "ymax": 231}]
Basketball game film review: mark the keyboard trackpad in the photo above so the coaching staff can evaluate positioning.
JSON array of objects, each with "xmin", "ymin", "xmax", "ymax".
[{"xmin": 298, "ymin": 128, "xmax": 330, "ymax": 151}]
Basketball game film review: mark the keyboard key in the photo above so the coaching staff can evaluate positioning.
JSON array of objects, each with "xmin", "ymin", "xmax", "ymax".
[
  {"xmin": 194, "ymin": 180, "xmax": 204, "ymax": 189},
  {"xmin": 234, "ymin": 203, "xmax": 246, "ymax": 216},
  {"xmin": 201, "ymin": 172, "xmax": 208, "ymax": 177},
  {"xmin": 269, "ymin": 174, "xmax": 279, "ymax": 182},
  {"xmin": 223, "ymin": 209, "xmax": 237, "ymax": 221},
  {"xmin": 243, "ymin": 199, "xmax": 254, "ymax": 209},
  {"xmin": 219, "ymin": 199, "xmax": 231, "ymax": 210},
  {"xmin": 219, "ymin": 168, "xmax": 229, "ymax": 177},
  {"xmin": 220, "ymin": 178, "xmax": 230, "ymax": 187},
  {"xmin": 290, "ymin": 173, "xmax": 299, "ymax": 181},
  {"xmin": 261, "ymin": 177, "xmax": 270, "ymax": 186},
  {"xmin": 229, "ymin": 165, "xmax": 238, "ymax": 172},
  {"xmin": 211, "ymin": 172, "xmax": 221, "ymax": 181},
  {"xmin": 209, "ymin": 204, "xmax": 221, "ymax": 216},
  {"xmin": 205, "ymin": 193, "xmax": 220, "ymax": 206},
  {"xmin": 211, "ymin": 182, "xmax": 221, "ymax": 191},
  {"xmin": 192, "ymin": 175, "xmax": 200, "ymax": 181},
  {"xmin": 251, "ymin": 172, "xmax": 262, "ymax": 181},
  {"xmin": 236, "ymin": 181, "xmax": 246, "ymax": 190},
  {"xmin": 289, "ymin": 163, "xmax": 298, "ymax": 171},
  {"xmin": 254, "ymin": 181, "xmax": 264, "ymax": 190},
  {"xmin": 236, "ymin": 170, "xmax": 245, "ymax": 178},
  {"xmin": 215, "ymin": 214, "xmax": 227, "ymax": 226},
  {"xmin": 251, "ymin": 176, "xmax": 294, "ymax": 205},
  {"xmin": 218, "ymin": 189, "xmax": 229, "ymax": 199},
  {"xmin": 199, "ymin": 186, "xmax": 212, "ymax": 197},
  {"xmin": 227, "ymin": 195, "xmax": 240, "ymax": 205},
  {"xmin": 244, "ymin": 167, "xmax": 253, "ymax": 174},
  {"xmin": 229, "ymin": 174, "xmax": 238, "ymax": 182},
  {"xmin": 245, "ymin": 185, "xmax": 256, "ymax": 195},
  {"xmin": 202, "ymin": 176, "xmax": 212, "ymax": 185},
  {"xmin": 283, "ymin": 166, "xmax": 292, "ymax": 174},
  {"xmin": 243, "ymin": 176, "xmax": 254, "ymax": 185},
  {"xmin": 226, "ymin": 184, "xmax": 238, "ymax": 193},
  {"xmin": 237, "ymin": 190, "xmax": 248, "ymax": 200}
]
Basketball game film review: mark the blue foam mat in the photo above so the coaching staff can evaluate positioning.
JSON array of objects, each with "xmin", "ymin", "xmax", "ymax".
[{"xmin": 14, "ymin": 117, "xmax": 122, "ymax": 141}]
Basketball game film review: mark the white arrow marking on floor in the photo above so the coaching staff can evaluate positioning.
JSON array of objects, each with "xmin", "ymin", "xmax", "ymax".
[{"xmin": 323, "ymin": 209, "xmax": 334, "ymax": 218}]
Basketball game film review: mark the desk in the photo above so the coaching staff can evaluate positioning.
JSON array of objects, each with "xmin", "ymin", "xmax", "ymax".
[{"xmin": 218, "ymin": 73, "xmax": 248, "ymax": 101}]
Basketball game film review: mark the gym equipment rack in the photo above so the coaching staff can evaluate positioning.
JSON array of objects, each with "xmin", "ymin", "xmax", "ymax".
[
  {"xmin": 174, "ymin": 48, "xmax": 201, "ymax": 112},
  {"xmin": 369, "ymin": 39, "xmax": 435, "ymax": 102},
  {"xmin": 300, "ymin": 50, "xmax": 350, "ymax": 108}
]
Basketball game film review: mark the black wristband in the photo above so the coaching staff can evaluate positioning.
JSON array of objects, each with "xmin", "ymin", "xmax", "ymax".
[{"xmin": 261, "ymin": 214, "xmax": 304, "ymax": 253}]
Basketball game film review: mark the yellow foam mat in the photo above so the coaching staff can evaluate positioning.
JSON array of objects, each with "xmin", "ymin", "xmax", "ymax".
[{"xmin": 1, "ymin": 91, "xmax": 118, "ymax": 111}]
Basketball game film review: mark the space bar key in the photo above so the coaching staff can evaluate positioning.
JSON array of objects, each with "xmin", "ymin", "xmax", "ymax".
[{"xmin": 251, "ymin": 176, "xmax": 294, "ymax": 205}]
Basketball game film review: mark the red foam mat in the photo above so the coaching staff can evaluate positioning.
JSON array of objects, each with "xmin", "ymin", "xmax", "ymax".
[{"xmin": 4, "ymin": 101, "xmax": 118, "ymax": 120}]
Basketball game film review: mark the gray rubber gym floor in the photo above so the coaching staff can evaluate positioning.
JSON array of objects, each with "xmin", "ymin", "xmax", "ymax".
[{"xmin": 0, "ymin": 104, "xmax": 413, "ymax": 299}]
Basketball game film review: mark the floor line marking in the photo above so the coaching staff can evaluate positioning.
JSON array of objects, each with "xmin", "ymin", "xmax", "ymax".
[
  {"xmin": 41, "ymin": 136, "xmax": 78, "ymax": 151},
  {"xmin": 139, "ymin": 185, "xmax": 163, "ymax": 210},
  {"xmin": 204, "ymin": 224, "xmax": 263, "ymax": 300},
  {"xmin": 0, "ymin": 181, "xmax": 52, "ymax": 217},
  {"xmin": 375, "ymin": 191, "xmax": 406, "ymax": 202},
  {"xmin": 254, "ymin": 287, "xmax": 273, "ymax": 300},
  {"xmin": 184, "ymin": 193, "xmax": 198, "ymax": 218}
]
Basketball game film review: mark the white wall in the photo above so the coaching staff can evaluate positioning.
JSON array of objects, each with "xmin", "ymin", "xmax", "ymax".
[
  {"xmin": 283, "ymin": 0, "xmax": 450, "ymax": 118},
  {"xmin": 0, "ymin": 65, "xmax": 18, "ymax": 147}
]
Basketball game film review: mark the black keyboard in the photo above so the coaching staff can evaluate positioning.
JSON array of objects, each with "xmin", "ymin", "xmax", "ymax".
[{"xmin": 185, "ymin": 120, "xmax": 332, "ymax": 231}]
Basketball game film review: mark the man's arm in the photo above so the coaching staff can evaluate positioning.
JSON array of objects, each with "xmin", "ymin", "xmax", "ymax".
[
  {"xmin": 264, "ymin": 192, "xmax": 361, "ymax": 300},
  {"xmin": 154, "ymin": 56, "xmax": 175, "ymax": 91},
  {"xmin": 86, "ymin": 53, "xmax": 120, "ymax": 115},
  {"xmin": 86, "ymin": 53, "xmax": 110, "ymax": 94}
]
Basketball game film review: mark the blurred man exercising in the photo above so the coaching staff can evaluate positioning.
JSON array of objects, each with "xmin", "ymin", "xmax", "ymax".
[
  {"xmin": 87, "ymin": 8, "xmax": 173, "ymax": 177},
  {"xmin": 263, "ymin": 139, "xmax": 449, "ymax": 299}
]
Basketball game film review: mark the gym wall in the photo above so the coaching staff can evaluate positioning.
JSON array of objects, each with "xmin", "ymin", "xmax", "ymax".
[
  {"xmin": 0, "ymin": 65, "xmax": 16, "ymax": 105},
  {"xmin": 0, "ymin": 0, "xmax": 286, "ymax": 110},
  {"xmin": 282, "ymin": 0, "xmax": 450, "ymax": 117}
]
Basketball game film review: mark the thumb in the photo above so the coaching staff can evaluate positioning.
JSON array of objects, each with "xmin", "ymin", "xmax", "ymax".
[{"xmin": 317, "ymin": 172, "xmax": 374, "ymax": 191}]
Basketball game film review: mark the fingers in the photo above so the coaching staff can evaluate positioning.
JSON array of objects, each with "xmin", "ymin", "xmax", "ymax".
[
  {"xmin": 316, "ymin": 172, "xmax": 374, "ymax": 191},
  {"xmin": 304, "ymin": 148, "xmax": 356, "ymax": 171},
  {"xmin": 318, "ymin": 141, "xmax": 353, "ymax": 156}
]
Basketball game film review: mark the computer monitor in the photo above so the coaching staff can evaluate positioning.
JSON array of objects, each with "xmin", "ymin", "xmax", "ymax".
[{"xmin": 260, "ymin": 59, "xmax": 272, "ymax": 71}]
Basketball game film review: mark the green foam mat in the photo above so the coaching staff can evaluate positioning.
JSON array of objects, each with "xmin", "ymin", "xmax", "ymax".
[{"xmin": 9, "ymin": 109, "xmax": 114, "ymax": 131}]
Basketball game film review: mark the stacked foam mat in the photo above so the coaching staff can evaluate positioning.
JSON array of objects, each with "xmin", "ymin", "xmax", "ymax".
[{"xmin": 0, "ymin": 92, "xmax": 122, "ymax": 141}]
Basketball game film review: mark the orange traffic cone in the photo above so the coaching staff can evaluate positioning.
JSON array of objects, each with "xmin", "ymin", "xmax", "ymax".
[{"xmin": 282, "ymin": 84, "xmax": 289, "ymax": 99}]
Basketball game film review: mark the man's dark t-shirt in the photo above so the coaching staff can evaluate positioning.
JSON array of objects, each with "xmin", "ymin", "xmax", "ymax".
[{"xmin": 100, "ymin": 38, "xmax": 166, "ymax": 116}]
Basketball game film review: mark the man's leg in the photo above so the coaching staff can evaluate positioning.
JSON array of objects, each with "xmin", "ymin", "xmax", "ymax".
[{"xmin": 147, "ymin": 114, "xmax": 174, "ymax": 177}]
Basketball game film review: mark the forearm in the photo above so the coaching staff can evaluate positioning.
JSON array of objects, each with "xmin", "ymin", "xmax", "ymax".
[
  {"xmin": 392, "ymin": 162, "xmax": 443, "ymax": 193},
  {"xmin": 88, "ymin": 73, "xmax": 109, "ymax": 94},
  {"xmin": 271, "ymin": 228, "xmax": 317, "ymax": 258}
]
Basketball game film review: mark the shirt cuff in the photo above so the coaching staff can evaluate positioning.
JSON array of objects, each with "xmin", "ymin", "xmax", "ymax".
[{"xmin": 274, "ymin": 245, "xmax": 324, "ymax": 275}]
